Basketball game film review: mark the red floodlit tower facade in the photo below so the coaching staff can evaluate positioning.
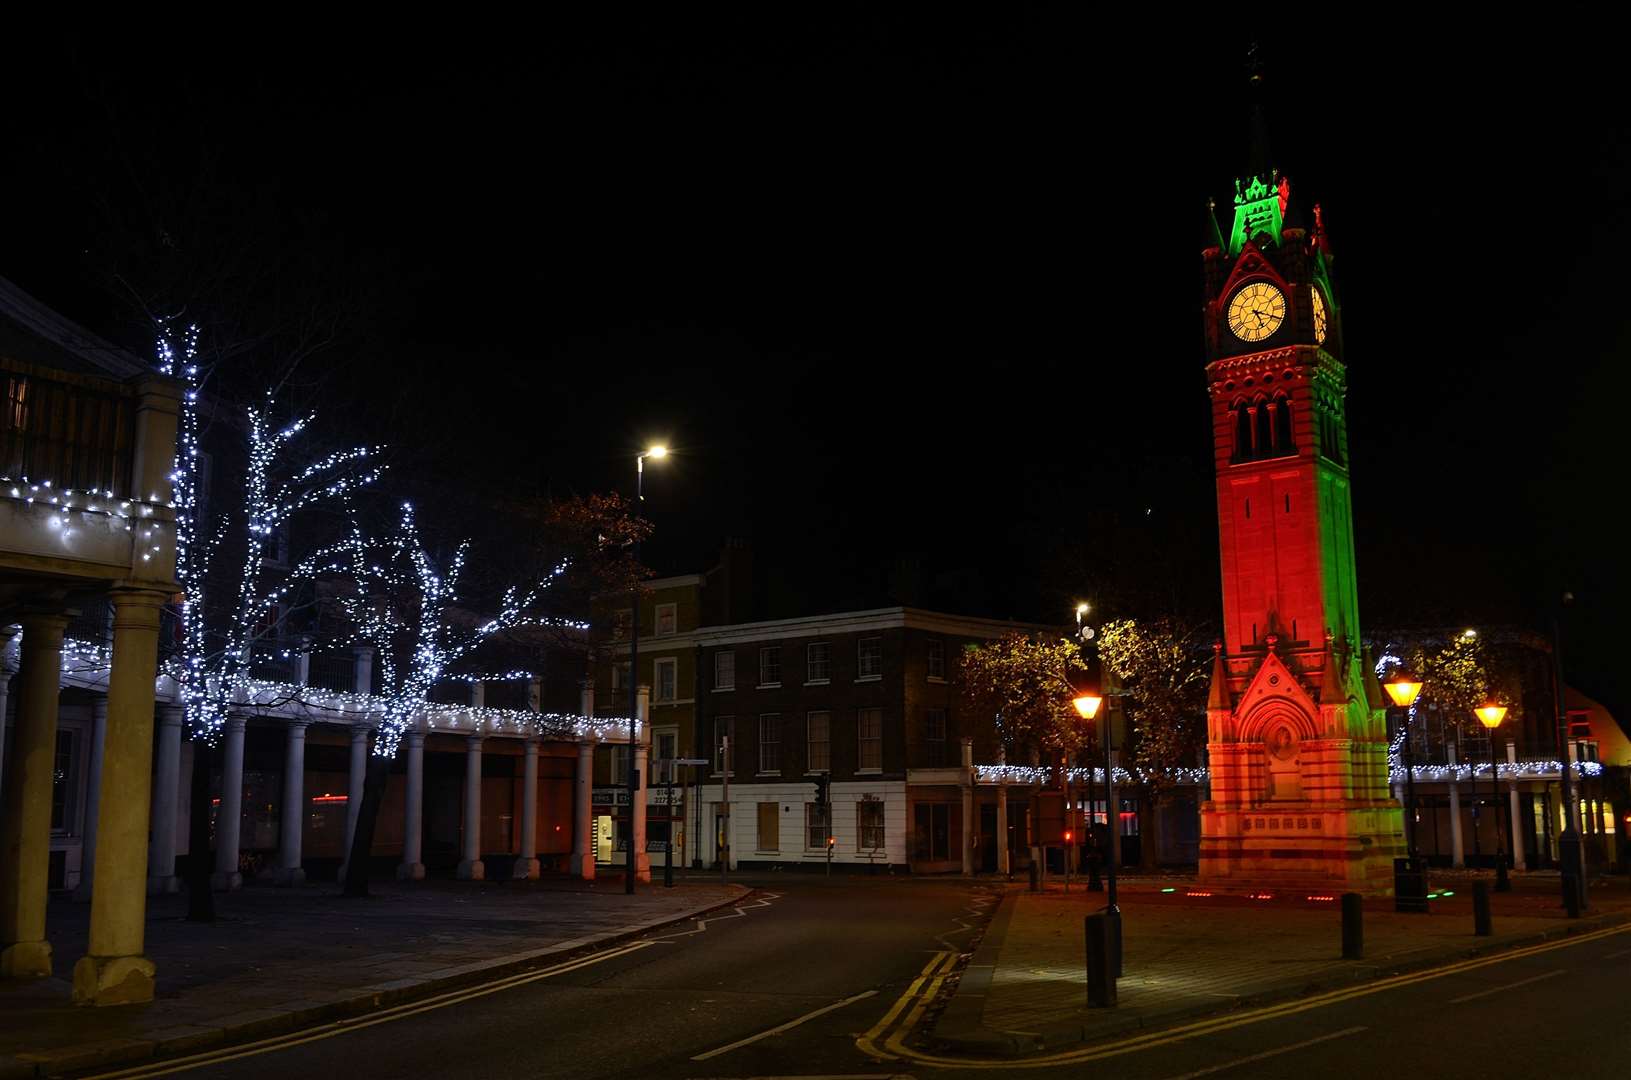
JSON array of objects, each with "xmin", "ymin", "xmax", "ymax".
[{"xmin": 1196, "ymin": 116, "xmax": 1405, "ymax": 893}]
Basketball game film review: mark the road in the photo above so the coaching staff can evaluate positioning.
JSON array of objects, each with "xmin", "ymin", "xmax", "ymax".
[{"xmin": 66, "ymin": 877, "xmax": 1630, "ymax": 1080}]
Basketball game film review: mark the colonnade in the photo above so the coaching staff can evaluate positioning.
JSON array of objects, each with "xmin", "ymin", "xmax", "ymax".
[{"xmin": 1, "ymin": 629, "xmax": 650, "ymax": 1007}]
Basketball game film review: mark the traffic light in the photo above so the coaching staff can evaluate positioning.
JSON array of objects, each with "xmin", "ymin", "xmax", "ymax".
[
  {"xmin": 827, "ymin": 836, "xmax": 836, "ymax": 849},
  {"xmin": 813, "ymin": 773, "xmax": 830, "ymax": 807},
  {"xmin": 1064, "ymin": 830, "xmax": 1073, "ymax": 844}
]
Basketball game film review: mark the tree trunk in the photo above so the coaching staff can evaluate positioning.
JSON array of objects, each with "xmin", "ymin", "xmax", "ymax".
[
  {"xmin": 185, "ymin": 735, "xmax": 215, "ymax": 922},
  {"xmin": 342, "ymin": 752, "xmax": 391, "ymax": 898},
  {"xmin": 1139, "ymin": 787, "xmax": 1161, "ymax": 870}
]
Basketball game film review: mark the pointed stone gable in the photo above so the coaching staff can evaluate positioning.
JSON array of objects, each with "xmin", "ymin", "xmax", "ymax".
[{"xmin": 1229, "ymin": 649, "xmax": 1320, "ymax": 743}]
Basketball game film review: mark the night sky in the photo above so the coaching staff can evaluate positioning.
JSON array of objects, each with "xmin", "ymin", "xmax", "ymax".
[{"xmin": 4, "ymin": 20, "xmax": 1627, "ymax": 719}]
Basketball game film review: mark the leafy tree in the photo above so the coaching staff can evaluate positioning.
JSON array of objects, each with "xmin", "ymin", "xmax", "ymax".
[
  {"xmin": 957, "ymin": 633, "xmax": 1090, "ymax": 762},
  {"xmin": 1097, "ymin": 617, "xmax": 1211, "ymax": 792}
]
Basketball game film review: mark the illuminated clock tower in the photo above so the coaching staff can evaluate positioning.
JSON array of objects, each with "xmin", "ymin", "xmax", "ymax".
[{"xmin": 1196, "ymin": 111, "xmax": 1405, "ymax": 893}]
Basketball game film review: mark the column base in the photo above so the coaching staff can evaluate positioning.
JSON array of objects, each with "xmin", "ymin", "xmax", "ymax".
[
  {"xmin": 274, "ymin": 867, "xmax": 306, "ymax": 887},
  {"xmin": 72, "ymin": 879, "xmax": 95, "ymax": 903},
  {"xmin": 71, "ymin": 953, "xmax": 155, "ymax": 1006},
  {"xmin": 0, "ymin": 940, "xmax": 52, "ymax": 978},
  {"xmin": 396, "ymin": 862, "xmax": 426, "ymax": 881},
  {"xmin": 146, "ymin": 875, "xmax": 181, "ymax": 896},
  {"xmin": 210, "ymin": 871, "xmax": 242, "ymax": 892},
  {"xmin": 568, "ymin": 853, "xmax": 595, "ymax": 880},
  {"xmin": 456, "ymin": 859, "xmax": 485, "ymax": 881},
  {"xmin": 511, "ymin": 857, "xmax": 541, "ymax": 881},
  {"xmin": 633, "ymin": 853, "xmax": 651, "ymax": 883}
]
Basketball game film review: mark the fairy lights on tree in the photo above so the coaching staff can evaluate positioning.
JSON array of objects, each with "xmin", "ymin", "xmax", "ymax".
[
  {"xmin": 160, "ymin": 319, "xmax": 385, "ymax": 743},
  {"xmin": 296, "ymin": 502, "xmax": 586, "ymax": 759}
]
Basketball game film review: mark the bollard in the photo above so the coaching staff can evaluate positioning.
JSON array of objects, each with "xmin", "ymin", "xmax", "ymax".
[
  {"xmin": 1472, "ymin": 881, "xmax": 1492, "ymax": 936},
  {"xmin": 1341, "ymin": 892, "xmax": 1364, "ymax": 959},
  {"xmin": 1085, "ymin": 912, "xmax": 1116, "ymax": 1007},
  {"xmin": 1104, "ymin": 906, "xmax": 1123, "ymax": 978},
  {"xmin": 1495, "ymin": 856, "xmax": 1511, "ymax": 893},
  {"xmin": 1029, "ymin": 859, "xmax": 1040, "ymax": 893}
]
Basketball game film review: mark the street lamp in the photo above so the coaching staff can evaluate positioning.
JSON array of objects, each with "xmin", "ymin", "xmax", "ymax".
[
  {"xmin": 1073, "ymin": 690, "xmax": 1104, "ymax": 893},
  {"xmin": 1476, "ymin": 701, "xmax": 1511, "ymax": 892},
  {"xmin": 626, "ymin": 444, "xmax": 668, "ymax": 895},
  {"xmin": 1384, "ymin": 672, "xmax": 1426, "ymax": 910},
  {"xmin": 1383, "ymin": 673, "xmax": 1423, "ymax": 854}
]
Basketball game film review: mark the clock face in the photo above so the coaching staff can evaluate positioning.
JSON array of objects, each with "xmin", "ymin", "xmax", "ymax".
[
  {"xmin": 1226, "ymin": 281, "xmax": 1286, "ymax": 343},
  {"xmin": 1311, "ymin": 286, "xmax": 1329, "ymax": 345}
]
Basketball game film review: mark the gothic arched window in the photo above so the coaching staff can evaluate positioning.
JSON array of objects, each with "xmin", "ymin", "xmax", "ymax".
[
  {"xmin": 1254, "ymin": 396, "xmax": 1273, "ymax": 457},
  {"xmin": 1233, "ymin": 401, "xmax": 1253, "ymax": 462}
]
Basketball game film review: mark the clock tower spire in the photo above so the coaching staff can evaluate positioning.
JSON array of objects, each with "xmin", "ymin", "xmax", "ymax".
[{"xmin": 1196, "ymin": 73, "xmax": 1404, "ymax": 894}]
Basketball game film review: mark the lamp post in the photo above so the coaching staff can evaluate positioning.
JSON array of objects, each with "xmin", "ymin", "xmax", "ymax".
[
  {"xmin": 1476, "ymin": 702, "xmax": 1511, "ymax": 892},
  {"xmin": 1074, "ymin": 691, "xmax": 1105, "ymax": 894},
  {"xmin": 1550, "ymin": 600, "xmax": 1586, "ymax": 913},
  {"xmin": 626, "ymin": 445, "xmax": 667, "ymax": 895},
  {"xmin": 1384, "ymin": 672, "xmax": 1425, "ymax": 911}
]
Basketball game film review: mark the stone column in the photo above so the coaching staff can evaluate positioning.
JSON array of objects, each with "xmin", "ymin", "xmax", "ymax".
[
  {"xmin": 1507, "ymin": 743, "xmax": 1526, "ymax": 870},
  {"xmin": 1447, "ymin": 745, "xmax": 1465, "ymax": 868},
  {"xmin": 74, "ymin": 698, "xmax": 110, "ymax": 901},
  {"xmin": 0, "ymin": 610, "xmax": 68, "ymax": 979},
  {"xmin": 337, "ymin": 725, "xmax": 369, "ymax": 882},
  {"xmin": 73, "ymin": 586, "xmax": 167, "ymax": 1005},
  {"xmin": 631, "ymin": 687, "xmax": 651, "ymax": 882},
  {"xmin": 513, "ymin": 739, "xmax": 540, "ymax": 879},
  {"xmin": 211, "ymin": 717, "xmax": 246, "ymax": 891},
  {"xmin": 961, "ymin": 737, "xmax": 975, "ymax": 876},
  {"xmin": 457, "ymin": 736, "xmax": 485, "ymax": 880},
  {"xmin": 352, "ymin": 646, "xmax": 374, "ymax": 696},
  {"xmin": 996, "ymin": 763, "xmax": 1010, "ymax": 878},
  {"xmin": 571, "ymin": 741, "xmax": 595, "ymax": 879},
  {"xmin": 398, "ymin": 731, "xmax": 426, "ymax": 880},
  {"xmin": 147, "ymin": 706, "xmax": 184, "ymax": 894},
  {"xmin": 0, "ymin": 629, "xmax": 17, "ymax": 807},
  {"xmin": 275, "ymin": 721, "xmax": 310, "ymax": 885}
]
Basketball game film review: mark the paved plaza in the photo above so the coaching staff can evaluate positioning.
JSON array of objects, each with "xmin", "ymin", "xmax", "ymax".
[
  {"xmin": 0, "ymin": 876, "xmax": 745, "ymax": 1077},
  {"xmin": 934, "ymin": 871, "xmax": 1631, "ymax": 1055}
]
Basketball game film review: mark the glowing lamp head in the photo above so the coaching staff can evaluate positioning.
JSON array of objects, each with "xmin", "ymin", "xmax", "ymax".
[
  {"xmin": 645, "ymin": 445, "xmax": 668, "ymax": 460},
  {"xmin": 1073, "ymin": 693, "xmax": 1104, "ymax": 720},
  {"xmin": 1075, "ymin": 602, "xmax": 1090, "ymax": 619},
  {"xmin": 1383, "ymin": 674, "xmax": 1423, "ymax": 709},
  {"xmin": 1475, "ymin": 702, "xmax": 1508, "ymax": 730}
]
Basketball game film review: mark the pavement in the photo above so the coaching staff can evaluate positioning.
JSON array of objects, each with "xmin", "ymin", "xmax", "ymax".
[
  {"xmin": 0, "ymin": 875, "xmax": 747, "ymax": 1079},
  {"xmin": 931, "ymin": 869, "xmax": 1631, "ymax": 1057}
]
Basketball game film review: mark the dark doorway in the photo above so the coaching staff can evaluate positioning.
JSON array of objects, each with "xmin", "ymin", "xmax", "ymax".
[{"xmin": 980, "ymin": 803, "xmax": 998, "ymax": 873}]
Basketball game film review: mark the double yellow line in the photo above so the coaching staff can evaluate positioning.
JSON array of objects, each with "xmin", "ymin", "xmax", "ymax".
[
  {"xmin": 856, "ymin": 950, "xmax": 958, "ymax": 1061},
  {"xmin": 82, "ymin": 940, "xmax": 656, "ymax": 1079},
  {"xmin": 859, "ymin": 923, "xmax": 1630, "ymax": 1070}
]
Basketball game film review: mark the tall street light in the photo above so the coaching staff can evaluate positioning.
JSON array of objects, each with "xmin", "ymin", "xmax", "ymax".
[
  {"xmin": 1384, "ymin": 671, "xmax": 1425, "ymax": 911},
  {"xmin": 1476, "ymin": 701, "xmax": 1511, "ymax": 892},
  {"xmin": 626, "ymin": 445, "xmax": 667, "ymax": 895},
  {"xmin": 1073, "ymin": 689, "xmax": 1105, "ymax": 892}
]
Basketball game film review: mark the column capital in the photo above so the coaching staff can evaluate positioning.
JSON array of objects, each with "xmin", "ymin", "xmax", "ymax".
[
  {"xmin": 284, "ymin": 718, "xmax": 313, "ymax": 733},
  {"xmin": 157, "ymin": 705, "xmax": 185, "ymax": 728},
  {"xmin": 465, "ymin": 734, "xmax": 484, "ymax": 750},
  {"xmin": 108, "ymin": 583, "xmax": 173, "ymax": 607},
  {"xmin": 348, "ymin": 724, "xmax": 371, "ymax": 743},
  {"xmin": 403, "ymin": 730, "xmax": 426, "ymax": 749},
  {"xmin": 222, "ymin": 715, "xmax": 247, "ymax": 734}
]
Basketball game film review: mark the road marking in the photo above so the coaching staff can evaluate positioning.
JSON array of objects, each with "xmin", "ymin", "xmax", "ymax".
[
  {"xmin": 650, "ymin": 891, "xmax": 781, "ymax": 942},
  {"xmin": 1446, "ymin": 969, "xmax": 1565, "ymax": 1004},
  {"xmin": 687, "ymin": 1075, "xmax": 914, "ymax": 1079},
  {"xmin": 79, "ymin": 940, "xmax": 657, "ymax": 1079},
  {"xmin": 858, "ymin": 922, "xmax": 1631, "ymax": 1069},
  {"xmin": 1157, "ymin": 1026, "xmax": 1367, "ymax": 1079},
  {"xmin": 1603, "ymin": 946, "xmax": 1631, "ymax": 961},
  {"xmin": 856, "ymin": 952, "xmax": 955, "ymax": 1059},
  {"xmin": 690, "ymin": 990, "xmax": 881, "ymax": 1061}
]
